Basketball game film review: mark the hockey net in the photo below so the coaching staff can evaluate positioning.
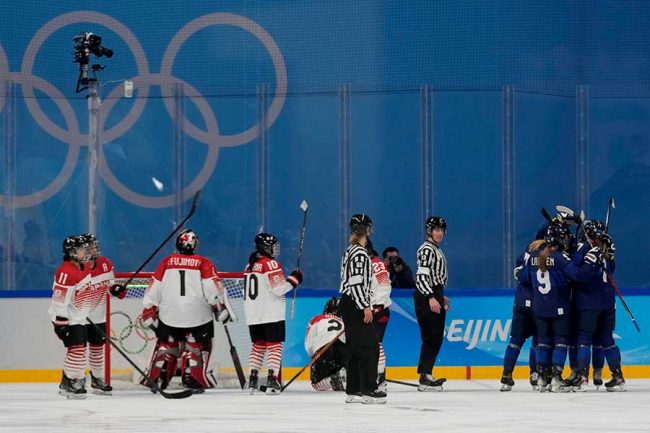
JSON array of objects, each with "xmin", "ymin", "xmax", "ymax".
[{"xmin": 106, "ymin": 272, "xmax": 250, "ymax": 389}]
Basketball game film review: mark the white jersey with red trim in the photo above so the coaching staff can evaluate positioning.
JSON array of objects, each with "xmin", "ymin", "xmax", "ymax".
[
  {"xmin": 48, "ymin": 261, "xmax": 93, "ymax": 325},
  {"xmin": 143, "ymin": 253, "xmax": 224, "ymax": 328},
  {"xmin": 304, "ymin": 313, "xmax": 345, "ymax": 356},
  {"xmin": 86, "ymin": 256, "xmax": 115, "ymax": 323},
  {"xmin": 370, "ymin": 257, "xmax": 392, "ymax": 308},
  {"xmin": 243, "ymin": 256, "xmax": 293, "ymax": 325}
]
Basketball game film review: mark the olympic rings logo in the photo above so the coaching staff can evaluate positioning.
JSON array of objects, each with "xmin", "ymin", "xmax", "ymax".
[
  {"xmin": 0, "ymin": 11, "xmax": 287, "ymax": 208},
  {"xmin": 110, "ymin": 310, "xmax": 156, "ymax": 355}
]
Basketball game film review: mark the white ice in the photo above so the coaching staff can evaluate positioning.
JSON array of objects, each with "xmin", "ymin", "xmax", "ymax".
[{"xmin": 1, "ymin": 380, "xmax": 649, "ymax": 433}]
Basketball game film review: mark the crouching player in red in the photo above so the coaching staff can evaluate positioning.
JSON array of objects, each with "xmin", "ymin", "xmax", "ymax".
[
  {"xmin": 305, "ymin": 297, "xmax": 347, "ymax": 391},
  {"xmin": 141, "ymin": 229, "xmax": 235, "ymax": 394}
]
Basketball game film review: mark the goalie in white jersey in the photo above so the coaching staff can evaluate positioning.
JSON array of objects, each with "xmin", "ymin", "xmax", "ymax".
[
  {"xmin": 141, "ymin": 229, "xmax": 235, "ymax": 394},
  {"xmin": 305, "ymin": 297, "xmax": 347, "ymax": 391},
  {"xmin": 244, "ymin": 233, "xmax": 303, "ymax": 394}
]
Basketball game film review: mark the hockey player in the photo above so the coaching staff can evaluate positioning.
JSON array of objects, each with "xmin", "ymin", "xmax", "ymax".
[
  {"xmin": 570, "ymin": 220, "xmax": 626, "ymax": 392},
  {"xmin": 80, "ymin": 233, "xmax": 118, "ymax": 395},
  {"xmin": 243, "ymin": 233, "xmax": 303, "ymax": 395},
  {"xmin": 141, "ymin": 229, "xmax": 233, "ymax": 394},
  {"xmin": 500, "ymin": 236, "xmax": 543, "ymax": 392},
  {"xmin": 339, "ymin": 214, "xmax": 386, "ymax": 404},
  {"xmin": 414, "ymin": 216, "xmax": 450, "ymax": 392},
  {"xmin": 366, "ymin": 240, "xmax": 392, "ymax": 392},
  {"xmin": 49, "ymin": 235, "xmax": 92, "ymax": 398},
  {"xmin": 305, "ymin": 297, "xmax": 347, "ymax": 391},
  {"xmin": 518, "ymin": 223, "xmax": 594, "ymax": 392}
]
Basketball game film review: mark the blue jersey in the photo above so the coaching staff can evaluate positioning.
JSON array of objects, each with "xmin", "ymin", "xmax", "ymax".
[
  {"xmin": 513, "ymin": 250, "xmax": 534, "ymax": 308},
  {"xmin": 519, "ymin": 249, "xmax": 591, "ymax": 318},
  {"xmin": 571, "ymin": 242, "xmax": 616, "ymax": 310}
]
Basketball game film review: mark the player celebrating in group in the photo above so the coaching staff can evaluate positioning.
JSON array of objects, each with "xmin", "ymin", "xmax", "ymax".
[
  {"xmin": 141, "ymin": 229, "xmax": 234, "ymax": 394},
  {"xmin": 243, "ymin": 233, "xmax": 303, "ymax": 395},
  {"xmin": 304, "ymin": 297, "xmax": 347, "ymax": 391}
]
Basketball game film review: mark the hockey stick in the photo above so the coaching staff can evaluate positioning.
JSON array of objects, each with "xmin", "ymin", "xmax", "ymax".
[
  {"xmin": 606, "ymin": 272, "xmax": 641, "ymax": 332},
  {"xmin": 386, "ymin": 378, "xmax": 447, "ymax": 388},
  {"xmin": 111, "ymin": 190, "xmax": 202, "ymax": 294},
  {"xmin": 605, "ymin": 197, "xmax": 615, "ymax": 231},
  {"xmin": 86, "ymin": 318, "xmax": 193, "ymax": 399},
  {"xmin": 541, "ymin": 208, "xmax": 553, "ymax": 224},
  {"xmin": 290, "ymin": 200, "xmax": 309, "ymax": 320},
  {"xmin": 223, "ymin": 324, "xmax": 246, "ymax": 389},
  {"xmin": 259, "ymin": 329, "xmax": 344, "ymax": 393}
]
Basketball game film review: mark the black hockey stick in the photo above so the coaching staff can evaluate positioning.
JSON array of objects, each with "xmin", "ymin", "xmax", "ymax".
[
  {"xmin": 541, "ymin": 207, "xmax": 553, "ymax": 224},
  {"xmin": 387, "ymin": 378, "xmax": 446, "ymax": 388},
  {"xmin": 111, "ymin": 190, "xmax": 202, "ymax": 294},
  {"xmin": 223, "ymin": 324, "xmax": 246, "ymax": 389},
  {"xmin": 86, "ymin": 318, "xmax": 193, "ymax": 399},
  {"xmin": 290, "ymin": 200, "xmax": 309, "ymax": 320},
  {"xmin": 259, "ymin": 329, "xmax": 344, "ymax": 393},
  {"xmin": 605, "ymin": 197, "xmax": 615, "ymax": 231}
]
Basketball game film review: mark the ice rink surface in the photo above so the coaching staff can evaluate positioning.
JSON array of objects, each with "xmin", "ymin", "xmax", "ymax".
[{"xmin": 1, "ymin": 379, "xmax": 649, "ymax": 433}]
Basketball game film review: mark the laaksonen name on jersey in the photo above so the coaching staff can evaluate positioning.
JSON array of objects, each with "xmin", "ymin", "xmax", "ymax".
[{"xmin": 167, "ymin": 256, "xmax": 202, "ymax": 267}]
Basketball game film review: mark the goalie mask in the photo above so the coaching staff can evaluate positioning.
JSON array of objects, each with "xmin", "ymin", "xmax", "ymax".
[
  {"xmin": 176, "ymin": 229, "xmax": 199, "ymax": 255},
  {"xmin": 426, "ymin": 216, "xmax": 447, "ymax": 235},
  {"xmin": 350, "ymin": 214, "xmax": 373, "ymax": 236},
  {"xmin": 323, "ymin": 296, "xmax": 340, "ymax": 315},
  {"xmin": 255, "ymin": 233, "xmax": 280, "ymax": 258}
]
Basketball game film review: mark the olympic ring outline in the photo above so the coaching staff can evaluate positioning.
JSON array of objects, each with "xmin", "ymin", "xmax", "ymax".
[
  {"xmin": 0, "ymin": 11, "xmax": 287, "ymax": 208},
  {"xmin": 110, "ymin": 310, "xmax": 151, "ymax": 354}
]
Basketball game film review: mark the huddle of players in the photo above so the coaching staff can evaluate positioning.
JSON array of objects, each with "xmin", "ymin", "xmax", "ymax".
[
  {"xmin": 48, "ymin": 233, "xmax": 123, "ymax": 399},
  {"xmin": 500, "ymin": 211, "xmax": 626, "ymax": 393}
]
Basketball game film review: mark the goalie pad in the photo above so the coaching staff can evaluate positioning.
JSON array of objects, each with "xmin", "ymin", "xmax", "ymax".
[
  {"xmin": 180, "ymin": 341, "xmax": 215, "ymax": 389},
  {"xmin": 141, "ymin": 340, "xmax": 180, "ymax": 390}
]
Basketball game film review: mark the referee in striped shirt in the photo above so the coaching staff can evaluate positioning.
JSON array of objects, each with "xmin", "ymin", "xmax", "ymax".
[
  {"xmin": 414, "ymin": 216, "xmax": 450, "ymax": 391},
  {"xmin": 339, "ymin": 214, "xmax": 386, "ymax": 404}
]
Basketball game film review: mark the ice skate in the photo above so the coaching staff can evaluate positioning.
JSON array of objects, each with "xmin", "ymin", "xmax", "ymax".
[
  {"xmin": 417, "ymin": 373, "xmax": 445, "ymax": 392},
  {"xmin": 376, "ymin": 372, "xmax": 387, "ymax": 393},
  {"xmin": 549, "ymin": 367, "xmax": 572, "ymax": 393},
  {"xmin": 593, "ymin": 368, "xmax": 603, "ymax": 390},
  {"xmin": 330, "ymin": 370, "xmax": 345, "ymax": 392},
  {"xmin": 58, "ymin": 373, "xmax": 87, "ymax": 400},
  {"xmin": 248, "ymin": 369, "xmax": 259, "ymax": 394},
  {"xmin": 529, "ymin": 372, "xmax": 539, "ymax": 391},
  {"xmin": 499, "ymin": 370, "xmax": 514, "ymax": 392},
  {"xmin": 90, "ymin": 374, "xmax": 113, "ymax": 396},
  {"xmin": 345, "ymin": 392, "xmax": 362, "ymax": 403},
  {"xmin": 361, "ymin": 389, "xmax": 387, "ymax": 405},
  {"xmin": 605, "ymin": 368, "xmax": 626, "ymax": 392},
  {"xmin": 265, "ymin": 369, "xmax": 281, "ymax": 395}
]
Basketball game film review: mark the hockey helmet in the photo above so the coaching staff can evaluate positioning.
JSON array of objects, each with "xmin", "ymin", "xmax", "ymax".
[
  {"xmin": 82, "ymin": 233, "xmax": 100, "ymax": 259},
  {"xmin": 583, "ymin": 220, "xmax": 606, "ymax": 241},
  {"xmin": 323, "ymin": 296, "xmax": 340, "ymax": 315},
  {"xmin": 544, "ymin": 223, "xmax": 571, "ymax": 252},
  {"xmin": 255, "ymin": 232, "xmax": 280, "ymax": 258},
  {"xmin": 350, "ymin": 214, "xmax": 373, "ymax": 236},
  {"xmin": 426, "ymin": 216, "xmax": 447, "ymax": 234},
  {"xmin": 176, "ymin": 229, "xmax": 199, "ymax": 255}
]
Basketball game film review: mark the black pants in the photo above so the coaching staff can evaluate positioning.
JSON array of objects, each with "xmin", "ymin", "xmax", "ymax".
[
  {"xmin": 414, "ymin": 291, "xmax": 446, "ymax": 375},
  {"xmin": 339, "ymin": 294, "xmax": 379, "ymax": 394}
]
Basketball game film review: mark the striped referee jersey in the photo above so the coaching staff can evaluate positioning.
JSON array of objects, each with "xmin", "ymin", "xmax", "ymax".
[
  {"xmin": 415, "ymin": 240, "xmax": 447, "ymax": 297},
  {"xmin": 339, "ymin": 243, "xmax": 372, "ymax": 309}
]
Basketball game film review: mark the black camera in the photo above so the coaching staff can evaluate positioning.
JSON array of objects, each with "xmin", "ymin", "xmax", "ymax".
[
  {"xmin": 73, "ymin": 32, "xmax": 113, "ymax": 93},
  {"xmin": 388, "ymin": 256, "xmax": 404, "ymax": 268}
]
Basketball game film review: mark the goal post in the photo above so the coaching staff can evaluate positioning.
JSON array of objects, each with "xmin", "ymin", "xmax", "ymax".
[{"xmin": 106, "ymin": 271, "xmax": 250, "ymax": 389}]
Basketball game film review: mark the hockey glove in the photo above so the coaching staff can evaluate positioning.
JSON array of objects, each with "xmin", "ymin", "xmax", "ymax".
[
  {"xmin": 600, "ymin": 233, "xmax": 616, "ymax": 260},
  {"xmin": 141, "ymin": 306, "xmax": 158, "ymax": 329},
  {"xmin": 287, "ymin": 268, "xmax": 304, "ymax": 288},
  {"xmin": 53, "ymin": 316, "xmax": 70, "ymax": 341},
  {"xmin": 109, "ymin": 283, "xmax": 128, "ymax": 299},
  {"xmin": 584, "ymin": 247, "xmax": 601, "ymax": 266},
  {"xmin": 212, "ymin": 303, "xmax": 231, "ymax": 324}
]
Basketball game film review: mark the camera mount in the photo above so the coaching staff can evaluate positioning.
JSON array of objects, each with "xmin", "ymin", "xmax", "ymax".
[{"xmin": 73, "ymin": 32, "xmax": 113, "ymax": 93}]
